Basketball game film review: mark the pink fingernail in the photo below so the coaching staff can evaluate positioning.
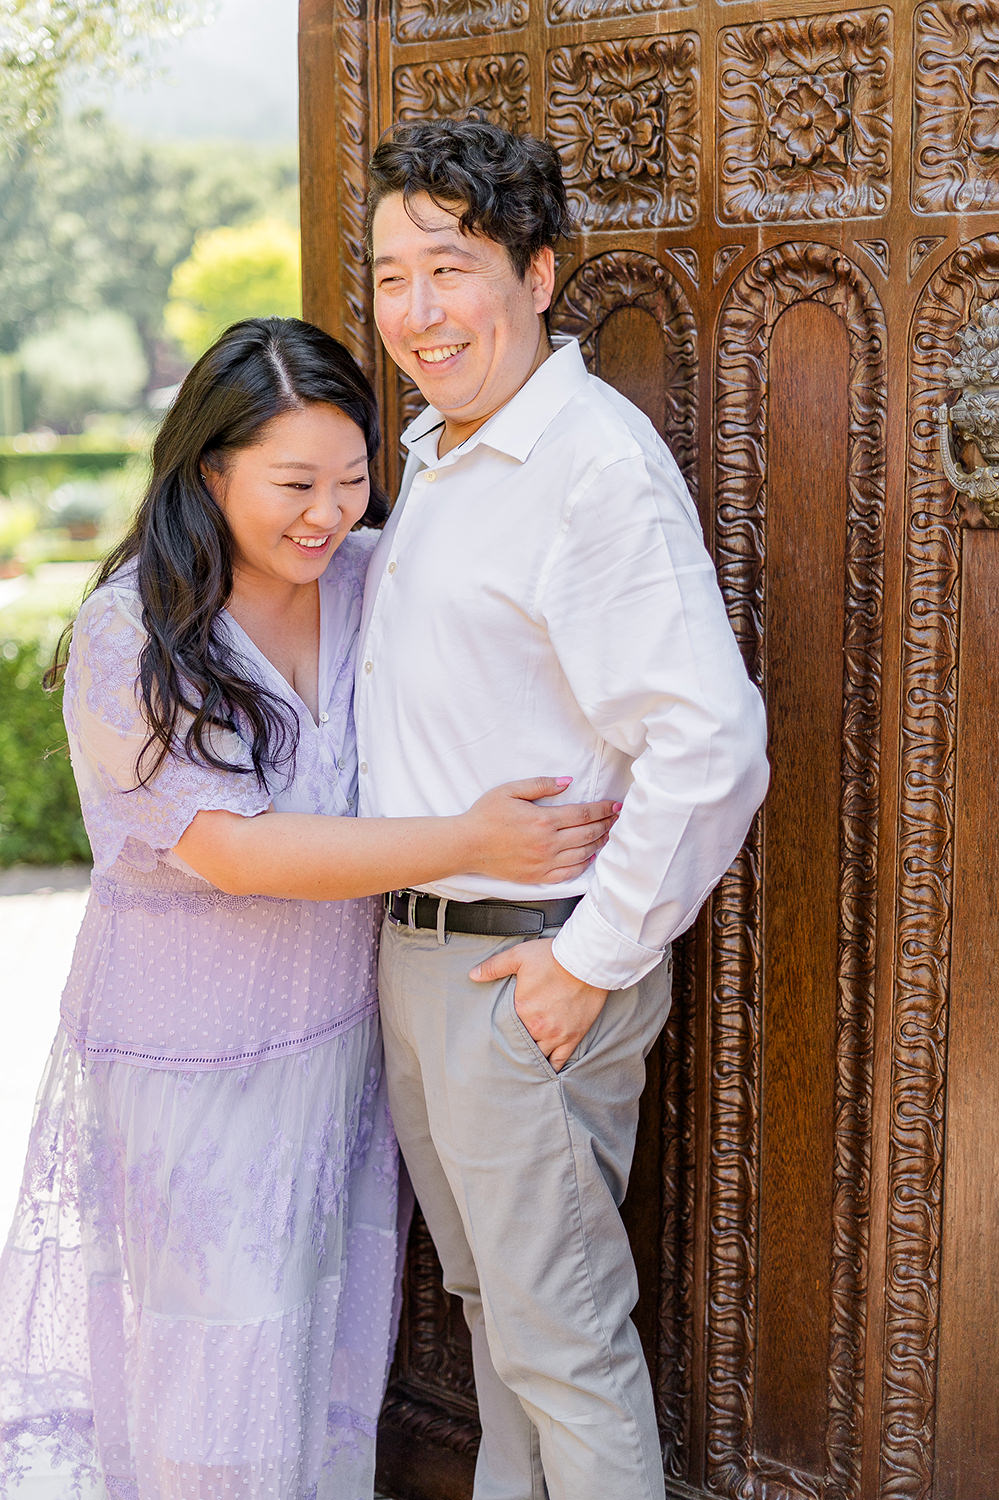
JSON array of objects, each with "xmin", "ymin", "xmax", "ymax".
[
  {"xmin": 555, "ymin": 776, "xmax": 573, "ymax": 788},
  {"xmin": 612, "ymin": 801, "xmax": 623, "ymax": 812}
]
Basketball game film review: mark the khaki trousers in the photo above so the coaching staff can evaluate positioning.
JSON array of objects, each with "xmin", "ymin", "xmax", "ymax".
[{"xmin": 378, "ymin": 919, "xmax": 671, "ymax": 1500}]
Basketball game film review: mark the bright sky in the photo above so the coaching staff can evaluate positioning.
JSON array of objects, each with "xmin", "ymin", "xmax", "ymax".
[{"xmin": 95, "ymin": 0, "xmax": 298, "ymax": 144}]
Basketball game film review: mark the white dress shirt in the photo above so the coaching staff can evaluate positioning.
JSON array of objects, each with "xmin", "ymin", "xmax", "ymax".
[{"xmin": 355, "ymin": 338, "xmax": 769, "ymax": 990}]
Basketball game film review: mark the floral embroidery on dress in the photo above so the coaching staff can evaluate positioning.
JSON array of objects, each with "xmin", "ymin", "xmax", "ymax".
[{"xmin": 168, "ymin": 1144, "xmax": 237, "ymax": 1293}]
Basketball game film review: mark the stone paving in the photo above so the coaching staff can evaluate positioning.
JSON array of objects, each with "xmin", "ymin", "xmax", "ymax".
[{"xmin": 0, "ymin": 863, "xmax": 91, "ymax": 1230}]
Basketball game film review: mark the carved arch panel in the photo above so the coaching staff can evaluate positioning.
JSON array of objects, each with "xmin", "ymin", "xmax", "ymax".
[
  {"xmin": 709, "ymin": 242, "xmax": 886, "ymax": 1500},
  {"xmin": 881, "ymin": 234, "xmax": 999, "ymax": 1500}
]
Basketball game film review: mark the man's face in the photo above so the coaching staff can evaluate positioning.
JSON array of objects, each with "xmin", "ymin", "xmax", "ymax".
[{"xmin": 371, "ymin": 191, "xmax": 555, "ymax": 445}]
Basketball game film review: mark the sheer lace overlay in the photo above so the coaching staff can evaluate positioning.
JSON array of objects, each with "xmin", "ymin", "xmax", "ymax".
[{"xmin": 0, "ymin": 531, "xmax": 400, "ymax": 1498}]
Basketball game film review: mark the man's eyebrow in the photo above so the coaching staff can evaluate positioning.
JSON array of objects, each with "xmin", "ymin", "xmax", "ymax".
[{"xmin": 373, "ymin": 241, "xmax": 479, "ymax": 269}]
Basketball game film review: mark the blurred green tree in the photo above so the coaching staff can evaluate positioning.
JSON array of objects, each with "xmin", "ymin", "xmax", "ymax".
[
  {"xmin": 0, "ymin": 114, "xmax": 298, "ymax": 373},
  {"xmin": 164, "ymin": 218, "xmax": 301, "ymax": 359},
  {"xmin": 20, "ymin": 310, "xmax": 148, "ymax": 430}
]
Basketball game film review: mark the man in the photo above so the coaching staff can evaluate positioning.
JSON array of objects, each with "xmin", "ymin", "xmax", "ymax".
[{"xmin": 355, "ymin": 118, "xmax": 769, "ymax": 1500}]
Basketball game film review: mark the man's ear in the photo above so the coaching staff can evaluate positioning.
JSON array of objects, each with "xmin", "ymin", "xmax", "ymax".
[{"xmin": 530, "ymin": 246, "xmax": 556, "ymax": 316}]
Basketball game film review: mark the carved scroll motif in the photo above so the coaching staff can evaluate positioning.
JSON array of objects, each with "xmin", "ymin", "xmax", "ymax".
[
  {"xmin": 392, "ymin": 0, "xmax": 527, "ymax": 44},
  {"xmin": 717, "ymin": 10, "xmax": 893, "ymax": 223},
  {"xmin": 547, "ymin": 34, "xmax": 700, "ymax": 230},
  {"xmin": 335, "ymin": 0, "xmax": 374, "ymax": 373},
  {"xmin": 548, "ymin": 0, "xmax": 692, "ymax": 21},
  {"xmin": 551, "ymin": 249, "xmax": 699, "ymax": 497},
  {"xmin": 665, "ymin": 247, "xmax": 699, "ymax": 286},
  {"xmin": 881, "ymin": 234, "xmax": 999, "ymax": 1499},
  {"xmin": 856, "ymin": 239, "xmax": 890, "ymax": 277},
  {"xmin": 711, "ymin": 243, "xmax": 885, "ymax": 1500},
  {"xmin": 714, "ymin": 244, "xmax": 746, "ymax": 284},
  {"xmin": 909, "ymin": 236, "xmax": 947, "ymax": 280},
  {"xmin": 393, "ymin": 54, "xmax": 530, "ymax": 131},
  {"xmin": 913, "ymin": 3, "xmax": 999, "ymax": 214},
  {"xmin": 380, "ymin": 1211, "xmax": 481, "ymax": 1456},
  {"xmin": 657, "ymin": 929, "xmax": 696, "ymax": 1479}
]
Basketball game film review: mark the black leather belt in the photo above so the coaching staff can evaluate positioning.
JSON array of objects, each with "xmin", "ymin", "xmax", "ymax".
[{"xmin": 385, "ymin": 889, "xmax": 581, "ymax": 937}]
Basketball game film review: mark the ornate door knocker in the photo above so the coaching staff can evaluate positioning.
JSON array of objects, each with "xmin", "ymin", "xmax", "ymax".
[{"xmin": 938, "ymin": 299, "xmax": 999, "ymax": 527}]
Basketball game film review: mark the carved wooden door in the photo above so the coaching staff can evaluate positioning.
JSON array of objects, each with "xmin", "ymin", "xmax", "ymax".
[{"xmin": 299, "ymin": 2, "xmax": 999, "ymax": 1497}]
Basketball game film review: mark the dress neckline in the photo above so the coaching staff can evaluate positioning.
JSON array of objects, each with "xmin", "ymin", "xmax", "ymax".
[{"xmin": 221, "ymin": 578, "xmax": 329, "ymax": 730}]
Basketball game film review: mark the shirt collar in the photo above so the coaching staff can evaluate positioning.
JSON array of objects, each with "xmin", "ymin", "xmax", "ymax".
[{"xmin": 400, "ymin": 337, "xmax": 589, "ymax": 467}]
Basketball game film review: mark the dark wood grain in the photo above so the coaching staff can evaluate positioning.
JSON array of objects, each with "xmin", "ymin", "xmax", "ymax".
[
  {"xmin": 755, "ymin": 299, "xmax": 847, "ymax": 1476},
  {"xmin": 934, "ymin": 527, "xmax": 999, "ymax": 1500}
]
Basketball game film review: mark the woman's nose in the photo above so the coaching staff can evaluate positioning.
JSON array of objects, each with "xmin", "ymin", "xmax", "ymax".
[{"xmin": 303, "ymin": 488, "xmax": 342, "ymax": 527}]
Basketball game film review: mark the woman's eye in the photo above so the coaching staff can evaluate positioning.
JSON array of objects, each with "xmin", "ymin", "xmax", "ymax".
[
  {"xmin": 342, "ymin": 477, "xmax": 368, "ymax": 488},
  {"xmin": 284, "ymin": 482, "xmax": 312, "ymax": 491}
]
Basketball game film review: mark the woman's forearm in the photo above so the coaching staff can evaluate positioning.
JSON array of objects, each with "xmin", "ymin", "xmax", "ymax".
[{"xmin": 175, "ymin": 807, "xmax": 476, "ymax": 900}]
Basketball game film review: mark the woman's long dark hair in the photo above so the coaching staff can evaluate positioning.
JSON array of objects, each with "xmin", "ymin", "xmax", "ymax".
[{"xmin": 48, "ymin": 316, "xmax": 389, "ymax": 787}]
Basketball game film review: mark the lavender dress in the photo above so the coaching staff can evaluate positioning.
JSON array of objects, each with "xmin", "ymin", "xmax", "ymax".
[{"xmin": 0, "ymin": 533, "xmax": 400, "ymax": 1500}]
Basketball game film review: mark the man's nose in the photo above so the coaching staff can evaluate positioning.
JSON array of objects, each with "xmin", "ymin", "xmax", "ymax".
[{"xmin": 405, "ymin": 277, "xmax": 446, "ymax": 332}]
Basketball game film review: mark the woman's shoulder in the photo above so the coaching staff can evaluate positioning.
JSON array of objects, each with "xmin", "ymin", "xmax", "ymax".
[{"xmin": 72, "ymin": 563, "xmax": 144, "ymax": 653}]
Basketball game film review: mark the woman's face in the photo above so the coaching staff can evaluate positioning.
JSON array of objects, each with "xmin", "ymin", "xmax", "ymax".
[{"xmin": 210, "ymin": 404, "xmax": 371, "ymax": 593}]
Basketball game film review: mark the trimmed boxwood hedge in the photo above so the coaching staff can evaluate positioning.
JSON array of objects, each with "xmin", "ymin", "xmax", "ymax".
[{"xmin": 0, "ymin": 632, "xmax": 91, "ymax": 866}]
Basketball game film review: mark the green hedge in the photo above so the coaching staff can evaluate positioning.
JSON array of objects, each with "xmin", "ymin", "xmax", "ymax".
[
  {"xmin": 0, "ymin": 634, "xmax": 91, "ymax": 866},
  {"xmin": 0, "ymin": 438, "xmax": 145, "ymax": 492}
]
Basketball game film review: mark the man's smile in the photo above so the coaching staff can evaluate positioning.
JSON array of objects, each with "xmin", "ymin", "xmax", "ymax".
[{"xmin": 414, "ymin": 342, "xmax": 469, "ymax": 366}]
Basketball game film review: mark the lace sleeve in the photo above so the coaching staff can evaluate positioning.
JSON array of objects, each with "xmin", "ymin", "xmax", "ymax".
[{"xmin": 64, "ymin": 581, "xmax": 273, "ymax": 875}]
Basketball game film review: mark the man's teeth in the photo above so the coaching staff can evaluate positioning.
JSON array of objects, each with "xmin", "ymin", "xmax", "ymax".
[
  {"xmin": 418, "ymin": 344, "xmax": 465, "ymax": 363},
  {"xmin": 290, "ymin": 536, "xmax": 329, "ymax": 548}
]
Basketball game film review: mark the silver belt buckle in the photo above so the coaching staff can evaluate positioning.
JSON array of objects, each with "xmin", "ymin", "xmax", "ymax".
[
  {"xmin": 407, "ymin": 890, "xmax": 419, "ymax": 929},
  {"xmin": 384, "ymin": 889, "xmax": 403, "ymax": 926}
]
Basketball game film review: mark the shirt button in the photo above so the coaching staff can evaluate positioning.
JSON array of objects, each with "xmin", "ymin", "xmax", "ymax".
[
  {"xmin": 319, "ymin": 712, "xmax": 329, "ymax": 724},
  {"xmin": 364, "ymin": 660, "xmax": 373, "ymax": 674},
  {"xmin": 360, "ymin": 762, "xmax": 368, "ymax": 775},
  {"xmin": 387, "ymin": 561, "xmax": 397, "ymax": 575},
  {"xmin": 424, "ymin": 470, "xmax": 437, "ymax": 482}
]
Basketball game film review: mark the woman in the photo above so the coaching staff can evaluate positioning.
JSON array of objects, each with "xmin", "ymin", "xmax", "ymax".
[{"xmin": 0, "ymin": 318, "xmax": 615, "ymax": 1500}]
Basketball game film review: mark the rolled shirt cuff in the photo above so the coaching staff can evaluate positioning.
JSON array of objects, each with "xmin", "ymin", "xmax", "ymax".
[{"xmin": 551, "ymin": 897, "xmax": 668, "ymax": 992}]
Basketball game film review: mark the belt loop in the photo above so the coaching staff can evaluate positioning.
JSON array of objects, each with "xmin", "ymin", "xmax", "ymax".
[
  {"xmin": 407, "ymin": 890, "xmax": 418, "ymax": 929},
  {"xmin": 436, "ymin": 896, "xmax": 450, "ymax": 946}
]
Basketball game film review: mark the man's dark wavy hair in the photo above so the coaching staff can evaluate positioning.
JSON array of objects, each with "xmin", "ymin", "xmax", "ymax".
[
  {"xmin": 366, "ymin": 117, "xmax": 574, "ymax": 278},
  {"xmin": 47, "ymin": 317, "xmax": 389, "ymax": 788}
]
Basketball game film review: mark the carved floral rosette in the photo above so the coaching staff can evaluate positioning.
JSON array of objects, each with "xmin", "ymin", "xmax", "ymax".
[
  {"xmin": 710, "ymin": 243, "xmax": 885, "ymax": 1499},
  {"xmin": 879, "ymin": 234, "xmax": 999, "ymax": 1500},
  {"xmin": 717, "ymin": 10, "xmax": 893, "ymax": 223},
  {"xmin": 546, "ymin": 34, "xmax": 700, "ymax": 230}
]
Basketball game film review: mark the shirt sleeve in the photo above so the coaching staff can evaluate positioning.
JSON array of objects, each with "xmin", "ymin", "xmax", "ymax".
[
  {"xmin": 537, "ymin": 450, "xmax": 770, "ymax": 991},
  {"xmin": 63, "ymin": 583, "xmax": 273, "ymax": 875}
]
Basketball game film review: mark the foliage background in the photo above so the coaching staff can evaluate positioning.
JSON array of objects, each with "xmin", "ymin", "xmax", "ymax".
[{"xmin": 0, "ymin": 0, "xmax": 299, "ymax": 865}]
